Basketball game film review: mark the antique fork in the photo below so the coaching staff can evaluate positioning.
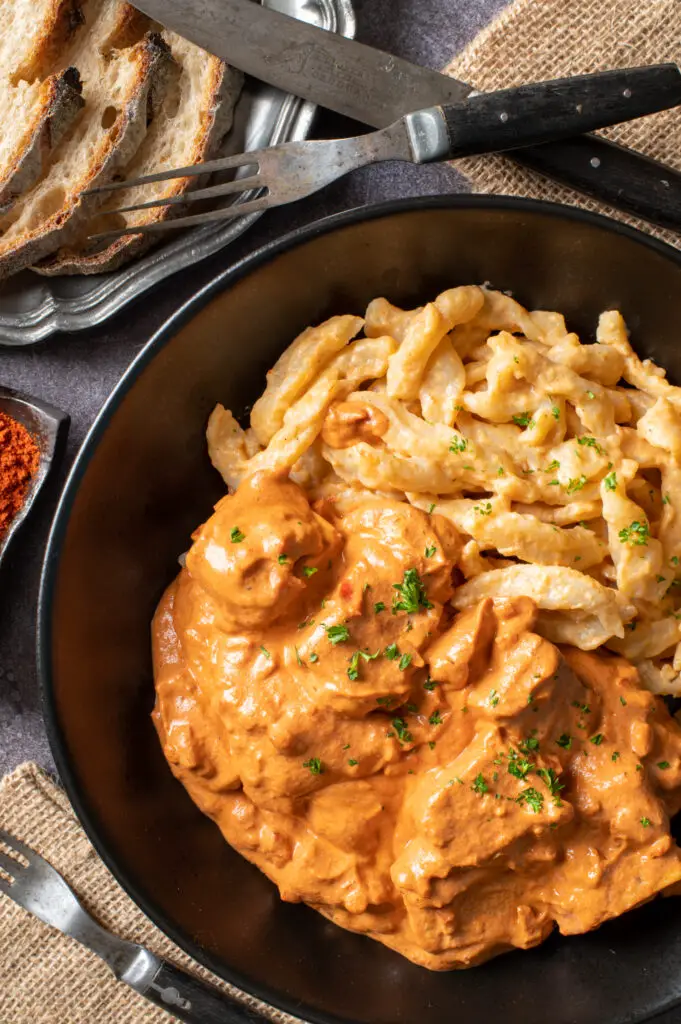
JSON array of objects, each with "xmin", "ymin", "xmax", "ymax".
[
  {"xmin": 86, "ymin": 63, "xmax": 681, "ymax": 241},
  {"xmin": 0, "ymin": 828, "xmax": 264, "ymax": 1023}
]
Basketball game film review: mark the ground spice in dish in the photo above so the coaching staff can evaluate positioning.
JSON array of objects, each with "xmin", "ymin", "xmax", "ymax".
[{"xmin": 0, "ymin": 412, "xmax": 40, "ymax": 538}]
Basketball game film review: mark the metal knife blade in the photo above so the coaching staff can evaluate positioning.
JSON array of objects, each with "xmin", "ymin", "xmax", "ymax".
[
  {"xmin": 132, "ymin": 0, "xmax": 472, "ymax": 127},
  {"xmin": 131, "ymin": 0, "xmax": 681, "ymax": 232}
]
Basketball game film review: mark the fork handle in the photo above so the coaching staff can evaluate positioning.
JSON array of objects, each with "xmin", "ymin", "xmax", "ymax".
[
  {"xmin": 439, "ymin": 64, "xmax": 681, "ymax": 160},
  {"xmin": 139, "ymin": 960, "xmax": 268, "ymax": 1023}
]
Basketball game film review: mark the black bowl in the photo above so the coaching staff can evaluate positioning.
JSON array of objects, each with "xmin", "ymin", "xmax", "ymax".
[{"xmin": 40, "ymin": 197, "xmax": 681, "ymax": 1024}]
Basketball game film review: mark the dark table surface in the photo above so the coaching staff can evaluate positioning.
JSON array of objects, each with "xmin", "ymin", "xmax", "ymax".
[{"xmin": 1, "ymin": 1, "xmax": 680, "ymax": 1020}]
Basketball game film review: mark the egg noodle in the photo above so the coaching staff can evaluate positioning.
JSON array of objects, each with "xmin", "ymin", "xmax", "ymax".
[{"xmin": 207, "ymin": 286, "xmax": 681, "ymax": 695}]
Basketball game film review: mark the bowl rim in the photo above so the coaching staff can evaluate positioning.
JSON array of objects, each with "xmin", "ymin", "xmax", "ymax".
[{"xmin": 37, "ymin": 194, "xmax": 681, "ymax": 1024}]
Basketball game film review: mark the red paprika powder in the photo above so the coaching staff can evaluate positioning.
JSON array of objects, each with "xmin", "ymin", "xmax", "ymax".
[{"xmin": 0, "ymin": 412, "xmax": 40, "ymax": 538}]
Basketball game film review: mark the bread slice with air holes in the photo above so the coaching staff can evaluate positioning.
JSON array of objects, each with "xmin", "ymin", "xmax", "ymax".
[
  {"xmin": 34, "ymin": 31, "xmax": 243, "ymax": 276},
  {"xmin": 0, "ymin": 0, "xmax": 87, "ymax": 210},
  {"xmin": 0, "ymin": 0, "xmax": 173, "ymax": 280}
]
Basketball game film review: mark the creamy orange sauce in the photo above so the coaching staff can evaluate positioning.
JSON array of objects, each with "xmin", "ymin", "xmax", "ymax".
[{"xmin": 152, "ymin": 471, "xmax": 681, "ymax": 969}]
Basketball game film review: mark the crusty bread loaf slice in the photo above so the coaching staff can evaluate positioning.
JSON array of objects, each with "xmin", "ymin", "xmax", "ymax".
[
  {"xmin": 0, "ymin": 0, "xmax": 171, "ymax": 279},
  {"xmin": 0, "ymin": 0, "xmax": 86, "ymax": 209},
  {"xmin": 35, "ymin": 32, "xmax": 243, "ymax": 275}
]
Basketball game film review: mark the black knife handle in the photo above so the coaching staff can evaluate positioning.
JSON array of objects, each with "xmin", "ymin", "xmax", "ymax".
[
  {"xmin": 511, "ymin": 135, "xmax": 681, "ymax": 232},
  {"xmin": 441, "ymin": 64, "xmax": 681, "ymax": 161},
  {"xmin": 140, "ymin": 960, "xmax": 268, "ymax": 1024}
]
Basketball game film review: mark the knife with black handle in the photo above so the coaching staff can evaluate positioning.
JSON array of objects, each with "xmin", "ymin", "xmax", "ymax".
[{"xmin": 131, "ymin": 0, "xmax": 681, "ymax": 232}]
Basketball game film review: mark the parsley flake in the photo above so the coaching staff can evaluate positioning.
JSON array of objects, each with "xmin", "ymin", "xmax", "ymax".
[
  {"xmin": 278, "ymin": 553, "xmax": 288, "ymax": 564},
  {"xmin": 556, "ymin": 733, "xmax": 572, "ymax": 750},
  {"xmin": 604, "ymin": 471, "xmax": 617, "ymax": 491},
  {"xmin": 303, "ymin": 758, "xmax": 324, "ymax": 775},
  {"xmin": 392, "ymin": 718, "xmax": 413, "ymax": 744},
  {"xmin": 259, "ymin": 645, "xmax": 270, "ymax": 659},
  {"xmin": 424, "ymin": 545, "xmax": 437, "ymax": 558},
  {"xmin": 392, "ymin": 568, "xmax": 432, "ymax": 614},
  {"xmin": 348, "ymin": 758, "xmax": 359, "ymax": 766},
  {"xmin": 230, "ymin": 527, "xmax": 245, "ymax": 543},
  {"xmin": 449, "ymin": 435, "xmax": 468, "ymax": 453},
  {"xmin": 612, "ymin": 751, "xmax": 620, "ymax": 762},
  {"xmin": 303, "ymin": 565, "xmax": 319, "ymax": 577},
  {"xmin": 618, "ymin": 520, "xmax": 650, "ymax": 546},
  {"xmin": 472, "ymin": 773, "xmax": 488, "ymax": 795},
  {"xmin": 424, "ymin": 678, "xmax": 437, "ymax": 692},
  {"xmin": 374, "ymin": 601, "xmax": 385, "ymax": 614},
  {"xmin": 577, "ymin": 436, "xmax": 605, "ymax": 454},
  {"xmin": 325, "ymin": 624, "xmax": 349, "ymax": 645},
  {"xmin": 590, "ymin": 733, "xmax": 604, "ymax": 746},
  {"xmin": 641, "ymin": 817, "xmax": 651, "ymax": 828},
  {"xmin": 513, "ymin": 413, "xmax": 534, "ymax": 428},
  {"xmin": 657, "ymin": 761, "xmax": 671, "ymax": 770},
  {"xmin": 384, "ymin": 644, "xmax": 399, "ymax": 660},
  {"xmin": 399, "ymin": 653, "xmax": 412, "ymax": 671},
  {"xmin": 567, "ymin": 475, "xmax": 588, "ymax": 495},
  {"xmin": 309, "ymin": 652, "xmax": 319, "ymax": 664},
  {"xmin": 474, "ymin": 501, "xmax": 493, "ymax": 516},
  {"xmin": 429, "ymin": 710, "xmax": 443, "ymax": 726},
  {"xmin": 517, "ymin": 787, "xmax": 544, "ymax": 813}
]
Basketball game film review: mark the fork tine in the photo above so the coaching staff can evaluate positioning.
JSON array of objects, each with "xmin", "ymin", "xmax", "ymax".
[
  {"xmin": 104, "ymin": 175, "xmax": 264, "ymax": 217},
  {"xmin": 0, "ymin": 847, "xmax": 23, "ymax": 880},
  {"xmin": 82, "ymin": 150, "xmax": 262, "ymax": 196},
  {"xmin": 0, "ymin": 827, "xmax": 35, "ymax": 862},
  {"xmin": 87, "ymin": 195, "xmax": 272, "ymax": 242}
]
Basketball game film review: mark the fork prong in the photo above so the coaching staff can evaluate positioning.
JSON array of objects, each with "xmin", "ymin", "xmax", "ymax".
[
  {"xmin": 0, "ymin": 827, "xmax": 35, "ymax": 862},
  {"xmin": 87, "ymin": 195, "xmax": 272, "ymax": 242},
  {"xmin": 0, "ymin": 847, "xmax": 24, "ymax": 880},
  {"xmin": 104, "ymin": 175, "xmax": 264, "ymax": 217},
  {"xmin": 82, "ymin": 151, "xmax": 261, "ymax": 196}
]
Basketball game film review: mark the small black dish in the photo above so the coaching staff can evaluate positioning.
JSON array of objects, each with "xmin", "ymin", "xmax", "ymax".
[
  {"xmin": 38, "ymin": 197, "xmax": 681, "ymax": 1024},
  {"xmin": 0, "ymin": 387, "xmax": 69, "ymax": 572}
]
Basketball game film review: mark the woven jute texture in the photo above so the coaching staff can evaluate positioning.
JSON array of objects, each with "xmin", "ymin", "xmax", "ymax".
[
  {"xmin": 0, "ymin": 763, "xmax": 302, "ymax": 1024},
  {"xmin": 445, "ymin": 0, "xmax": 681, "ymax": 250}
]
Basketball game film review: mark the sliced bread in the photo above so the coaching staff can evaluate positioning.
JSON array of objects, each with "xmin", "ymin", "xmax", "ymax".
[
  {"xmin": 35, "ymin": 32, "xmax": 243, "ymax": 275},
  {"xmin": 0, "ymin": 0, "xmax": 172, "ymax": 279},
  {"xmin": 0, "ymin": 0, "xmax": 87, "ymax": 209}
]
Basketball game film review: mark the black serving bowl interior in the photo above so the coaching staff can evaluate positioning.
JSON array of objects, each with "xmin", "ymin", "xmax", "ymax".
[{"xmin": 39, "ymin": 198, "xmax": 681, "ymax": 1024}]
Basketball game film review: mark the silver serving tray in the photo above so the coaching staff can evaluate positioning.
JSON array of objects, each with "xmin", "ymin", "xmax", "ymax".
[{"xmin": 0, "ymin": 0, "xmax": 355, "ymax": 346}]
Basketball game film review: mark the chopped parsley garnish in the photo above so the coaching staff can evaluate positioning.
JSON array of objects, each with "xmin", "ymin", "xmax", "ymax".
[
  {"xmin": 551, "ymin": 405, "xmax": 560, "ymax": 420},
  {"xmin": 472, "ymin": 773, "xmax": 488, "ymax": 795},
  {"xmin": 508, "ymin": 749, "xmax": 534, "ymax": 780},
  {"xmin": 546, "ymin": 459, "xmax": 561, "ymax": 472},
  {"xmin": 427, "ymin": 502, "xmax": 436, "ymax": 514},
  {"xmin": 303, "ymin": 758, "xmax": 323, "ymax": 775},
  {"xmin": 348, "ymin": 759, "xmax": 359, "ymax": 766},
  {"xmin": 656, "ymin": 575, "xmax": 666, "ymax": 583},
  {"xmin": 519, "ymin": 736, "xmax": 540, "ymax": 754},
  {"xmin": 497, "ymin": 466, "xmax": 505, "ymax": 476},
  {"xmin": 577, "ymin": 436, "xmax": 605, "ymax": 455},
  {"xmin": 376, "ymin": 696, "xmax": 395, "ymax": 706},
  {"xmin": 641, "ymin": 817, "xmax": 651, "ymax": 828},
  {"xmin": 604, "ymin": 471, "xmax": 617, "ymax": 491},
  {"xmin": 619, "ymin": 695, "xmax": 627, "ymax": 706},
  {"xmin": 392, "ymin": 718, "xmax": 413, "ymax": 744},
  {"xmin": 590, "ymin": 733, "xmax": 604, "ymax": 745},
  {"xmin": 516, "ymin": 788, "xmax": 544, "ymax": 813},
  {"xmin": 618, "ymin": 520, "xmax": 650, "ymax": 546},
  {"xmin": 428, "ymin": 741, "xmax": 436, "ymax": 750},
  {"xmin": 536, "ymin": 767, "xmax": 564, "ymax": 800},
  {"xmin": 556, "ymin": 733, "xmax": 572, "ymax": 750},
  {"xmin": 657, "ymin": 761, "xmax": 671, "ymax": 770},
  {"xmin": 429, "ymin": 710, "xmax": 443, "ymax": 726},
  {"xmin": 566, "ymin": 475, "xmax": 588, "ymax": 495},
  {"xmin": 548, "ymin": 480, "xmax": 560, "ymax": 486},
  {"xmin": 586, "ymin": 390, "xmax": 595, "ymax": 400},
  {"xmin": 325, "ymin": 624, "xmax": 349, "ymax": 646},
  {"xmin": 612, "ymin": 751, "xmax": 620, "ymax": 762},
  {"xmin": 449, "ymin": 435, "xmax": 468, "ymax": 453},
  {"xmin": 230, "ymin": 527, "xmax": 245, "ymax": 543},
  {"xmin": 303, "ymin": 565, "xmax": 319, "ymax": 577},
  {"xmin": 672, "ymin": 556, "xmax": 679, "ymax": 566},
  {"xmin": 295, "ymin": 647, "xmax": 304, "ymax": 667},
  {"xmin": 513, "ymin": 413, "xmax": 534, "ymax": 428},
  {"xmin": 424, "ymin": 545, "xmax": 437, "ymax": 558},
  {"xmin": 342, "ymin": 744, "xmax": 350, "ymax": 750},
  {"xmin": 399, "ymin": 653, "xmax": 412, "ymax": 671},
  {"xmin": 663, "ymin": 494, "xmax": 671, "ymax": 505},
  {"xmin": 309, "ymin": 652, "xmax": 319, "ymax": 664},
  {"xmin": 489, "ymin": 689, "xmax": 500, "ymax": 708},
  {"xmin": 374, "ymin": 601, "xmax": 385, "ymax": 614},
  {"xmin": 424, "ymin": 678, "xmax": 437, "ymax": 691},
  {"xmin": 278, "ymin": 553, "xmax": 288, "ymax": 564},
  {"xmin": 572, "ymin": 701, "xmax": 591, "ymax": 713},
  {"xmin": 347, "ymin": 648, "xmax": 380, "ymax": 679},
  {"xmin": 474, "ymin": 501, "xmax": 493, "ymax": 516},
  {"xmin": 392, "ymin": 568, "xmax": 433, "ymax": 613},
  {"xmin": 259, "ymin": 645, "xmax": 270, "ymax": 659},
  {"xmin": 384, "ymin": 643, "xmax": 399, "ymax": 660}
]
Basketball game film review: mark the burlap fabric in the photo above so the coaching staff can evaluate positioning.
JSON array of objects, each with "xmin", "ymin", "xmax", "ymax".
[
  {"xmin": 446, "ymin": 0, "xmax": 681, "ymax": 250},
  {"xmin": 0, "ymin": 763, "xmax": 302, "ymax": 1024},
  {"xmin": 2, "ymin": 2, "xmax": 681, "ymax": 1021}
]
